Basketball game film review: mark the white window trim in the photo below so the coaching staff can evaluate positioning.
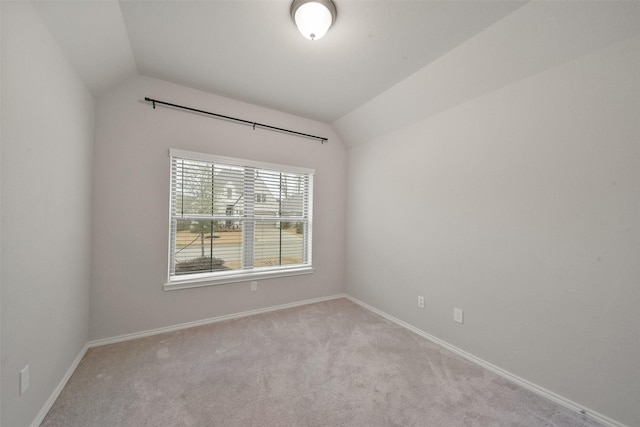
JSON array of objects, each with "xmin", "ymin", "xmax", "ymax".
[
  {"xmin": 165, "ymin": 149, "xmax": 314, "ymax": 291},
  {"xmin": 170, "ymin": 149, "xmax": 314, "ymax": 175},
  {"xmin": 164, "ymin": 266, "xmax": 315, "ymax": 291}
]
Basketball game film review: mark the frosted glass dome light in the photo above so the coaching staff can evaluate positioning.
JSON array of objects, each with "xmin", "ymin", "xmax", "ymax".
[{"xmin": 291, "ymin": 0, "xmax": 337, "ymax": 41}]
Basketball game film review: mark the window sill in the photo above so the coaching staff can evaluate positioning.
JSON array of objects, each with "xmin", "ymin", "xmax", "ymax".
[{"xmin": 164, "ymin": 266, "xmax": 315, "ymax": 291}]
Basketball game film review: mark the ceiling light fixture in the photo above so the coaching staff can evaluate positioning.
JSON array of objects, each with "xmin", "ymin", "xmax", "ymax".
[{"xmin": 291, "ymin": 0, "xmax": 337, "ymax": 41}]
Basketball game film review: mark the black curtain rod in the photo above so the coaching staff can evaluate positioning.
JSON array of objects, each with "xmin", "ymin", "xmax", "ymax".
[{"xmin": 144, "ymin": 97, "xmax": 328, "ymax": 144}]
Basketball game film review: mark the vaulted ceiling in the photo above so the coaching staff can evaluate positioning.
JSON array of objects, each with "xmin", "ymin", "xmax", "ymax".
[{"xmin": 33, "ymin": 0, "xmax": 526, "ymax": 123}]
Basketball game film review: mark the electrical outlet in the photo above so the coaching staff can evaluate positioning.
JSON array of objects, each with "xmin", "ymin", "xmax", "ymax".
[
  {"xmin": 454, "ymin": 308, "xmax": 464, "ymax": 324},
  {"xmin": 418, "ymin": 295, "xmax": 425, "ymax": 308},
  {"xmin": 250, "ymin": 281, "xmax": 258, "ymax": 292},
  {"xmin": 20, "ymin": 365, "xmax": 30, "ymax": 395}
]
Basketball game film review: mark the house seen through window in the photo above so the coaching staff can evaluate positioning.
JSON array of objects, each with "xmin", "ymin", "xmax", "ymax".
[{"xmin": 167, "ymin": 149, "xmax": 314, "ymax": 288}]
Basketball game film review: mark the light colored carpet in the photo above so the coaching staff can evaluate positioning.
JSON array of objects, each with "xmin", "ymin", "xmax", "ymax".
[{"xmin": 41, "ymin": 298, "xmax": 603, "ymax": 427}]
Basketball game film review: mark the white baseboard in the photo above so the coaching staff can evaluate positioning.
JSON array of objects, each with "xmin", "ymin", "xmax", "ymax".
[
  {"xmin": 31, "ymin": 343, "xmax": 89, "ymax": 427},
  {"xmin": 88, "ymin": 293, "xmax": 348, "ymax": 348},
  {"xmin": 35, "ymin": 293, "xmax": 624, "ymax": 427},
  {"xmin": 344, "ymin": 295, "xmax": 625, "ymax": 427},
  {"xmin": 34, "ymin": 294, "xmax": 346, "ymax": 426}
]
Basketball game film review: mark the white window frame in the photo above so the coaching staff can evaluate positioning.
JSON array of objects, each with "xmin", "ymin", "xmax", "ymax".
[{"xmin": 165, "ymin": 149, "xmax": 314, "ymax": 291}]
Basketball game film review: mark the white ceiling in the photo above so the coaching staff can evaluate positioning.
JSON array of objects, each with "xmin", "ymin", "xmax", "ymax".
[{"xmin": 34, "ymin": 0, "xmax": 527, "ymax": 123}]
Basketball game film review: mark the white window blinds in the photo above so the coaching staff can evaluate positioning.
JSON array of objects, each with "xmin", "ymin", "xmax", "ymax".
[{"xmin": 168, "ymin": 149, "xmax": 313, "ymax": 285}]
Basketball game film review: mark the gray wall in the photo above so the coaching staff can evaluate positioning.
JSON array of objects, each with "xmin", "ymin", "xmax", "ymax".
[
  {"xmin": 1, "ymin": 2, "xmax": 94, "ymax": 426},
  {"xmin": 90, "ymin": 75, "xmax": 347, "ymax": 340},
  {"xmin": 342, "ymin": 7, "xmax": 639, "ymax": 427},
  {"xmin": 2, "ymin": 1, "xmax": 637, "ymax": 426}
]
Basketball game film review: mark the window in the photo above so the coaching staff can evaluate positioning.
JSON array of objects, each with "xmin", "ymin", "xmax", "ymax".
[{"xmin": 166, "ymin": 149, "xmax": 314, "ymax": 290}]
